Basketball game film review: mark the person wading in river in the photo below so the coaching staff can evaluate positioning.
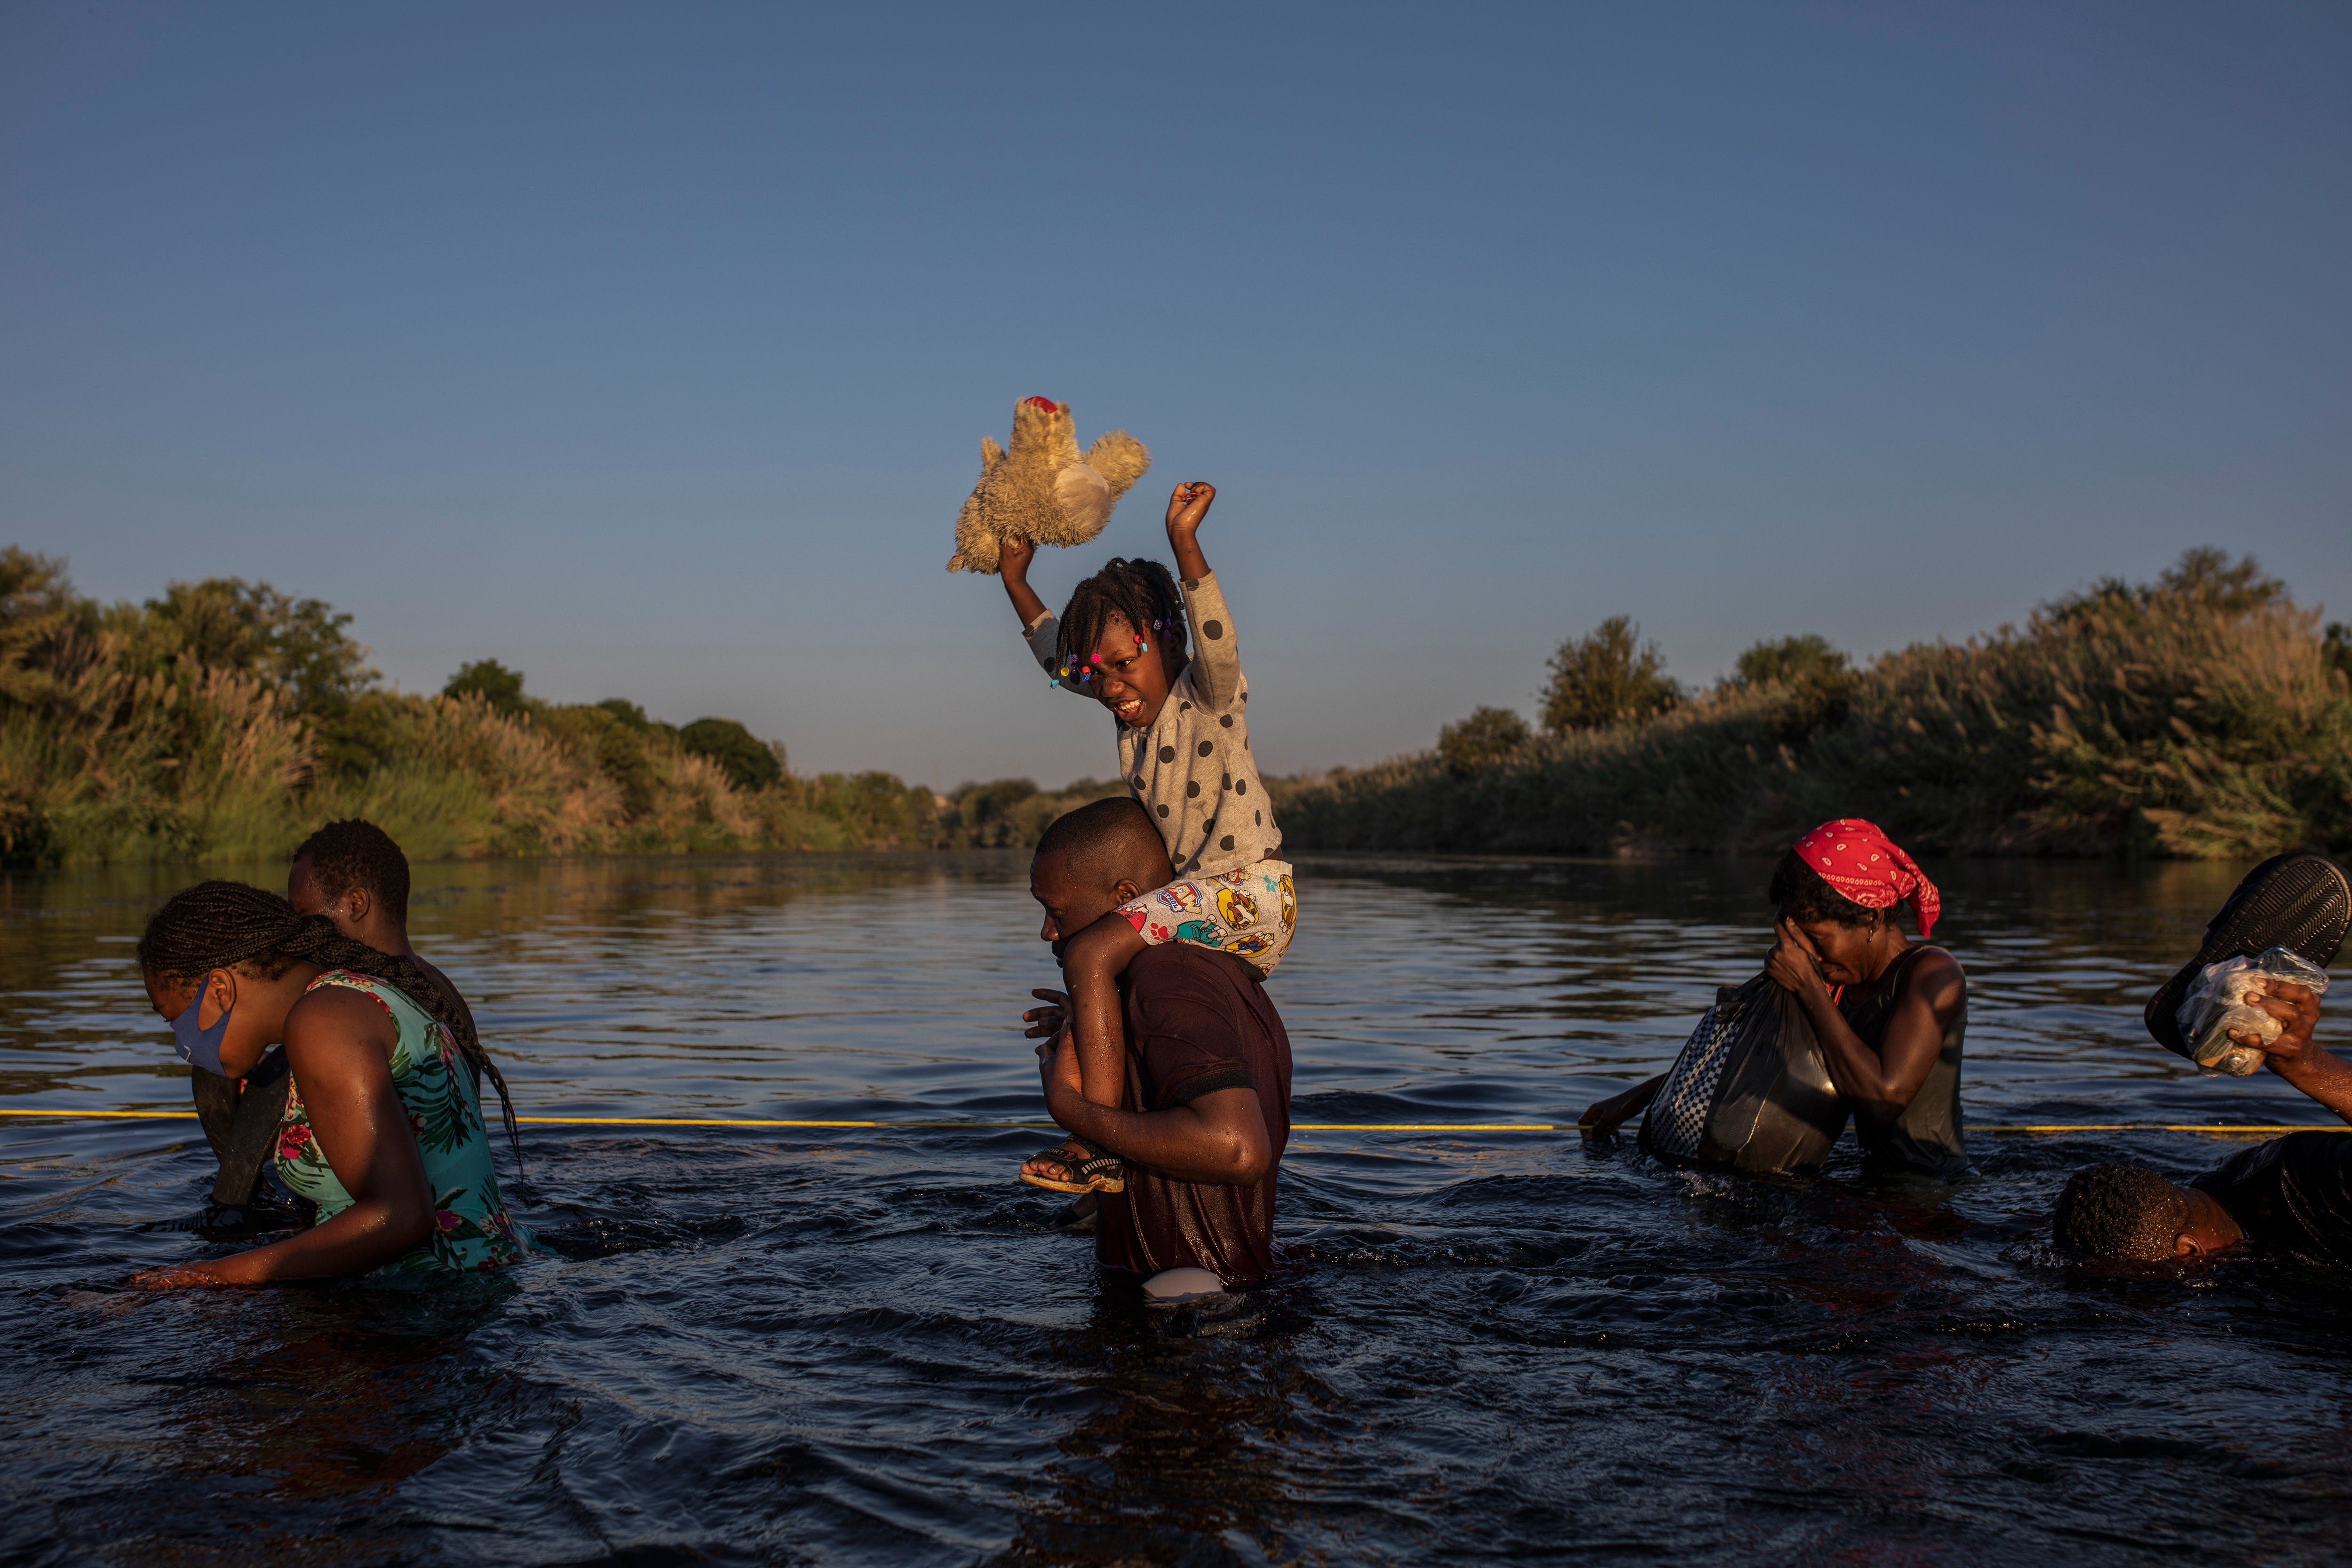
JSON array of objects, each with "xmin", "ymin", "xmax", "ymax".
[
  {"xmin": 289, "ymin": 818, "xmax": 477, "ymax": 1043},
  {"xmin": 132, "ymin": 880, "xmax": 533, "ymax": 1287},
  {"xmin": 1020, "ymin": 797, "xmax": 1295, "ymax": 1300},
  {"xmin": 184, "ymin": 819, "xmax": 480, "ymax": 1226},
  {"xmin": 1582, "ymin": 819, "xmax": 1970, "ymax": 1180},
  {"xmin": 2056, "ymin": 967, "xmax": 2352, "ymax": 1268}
]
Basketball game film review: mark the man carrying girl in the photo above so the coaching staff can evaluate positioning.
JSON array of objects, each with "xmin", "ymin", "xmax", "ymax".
[{"xmin": 993, "ymin": 481, "xmax": 1297, "ymax": 1195}]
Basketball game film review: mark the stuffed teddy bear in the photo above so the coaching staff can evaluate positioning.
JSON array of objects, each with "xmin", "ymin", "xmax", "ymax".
[{"xmin": 945, "ymin": 397, "xmax": 1151, "ymax": 574}]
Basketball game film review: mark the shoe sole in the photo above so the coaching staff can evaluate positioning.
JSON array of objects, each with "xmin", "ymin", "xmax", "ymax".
[{"xmin": 2145, "ymin": 853, "xmax": 2351, "ymax": 1056}]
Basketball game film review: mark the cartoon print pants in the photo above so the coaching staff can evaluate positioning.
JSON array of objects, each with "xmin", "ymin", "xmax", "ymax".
[{"xmin": 1116, "ymin": 858, "xmax": 1297, "ymax": 977}]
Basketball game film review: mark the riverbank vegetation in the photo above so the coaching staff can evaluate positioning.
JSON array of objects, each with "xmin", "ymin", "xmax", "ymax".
[
  {"xmin": 1273, "ymin": 550, "xmax": 2352, "ymax": 860},
  {"xmin": 11, "ymin": 544, "xmax": 2343, "ymax": 867},
  {"xmin": 0, "ymin": 549, "xmax": 969, "ymax": 866}
]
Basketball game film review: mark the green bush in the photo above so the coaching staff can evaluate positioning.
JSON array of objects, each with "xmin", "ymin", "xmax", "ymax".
[
  {"xmin": 678, "ymin": 716, "xmax": 783, "ymax": 792},
  {"xmin": 799, "ymin": 771, "xmax": 936, "ymax": 847},
  {"xmin": 1437, "ymin": 706, "xmax": 1530, "ymax": 777},
  {"xmin": 443, "ymin": 659, "xmax": 528, "ymax": 715},
  {"xmin": 1735, "ymin": 634, "xmax": 1849, "ymax": 689},
  {"xmin": 1732, "ymin": 634, "xmax": 1855, "ymax": 740},
  {"xmin": 596, "ymin": 697, "xmax": 655, "ymax": 729},
  {"xmin": 1542, "ymin": 616, "xmax": 1680, "ymax": 732},
  {"xmin": 935, "ymin": 776, "xmax": 1128, "ymax": 848}
]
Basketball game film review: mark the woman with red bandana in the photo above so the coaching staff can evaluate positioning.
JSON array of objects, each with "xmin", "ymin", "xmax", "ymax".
[{"xmin": 1583, "ymin": 819, "xmax": 1970, "ymax": 1179}]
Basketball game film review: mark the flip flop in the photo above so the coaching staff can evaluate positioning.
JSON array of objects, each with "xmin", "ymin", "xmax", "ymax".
[
  {"xmin": 2145, "ymin": 852, "xmax": 2351, "ymax": 1058},
  {"xmin": 1019, "ymin": 1138, "xmax": 1127, "ymax": 1195}
]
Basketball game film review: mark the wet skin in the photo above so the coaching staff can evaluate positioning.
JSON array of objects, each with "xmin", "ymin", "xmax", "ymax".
[
  {"xmin": 1765, "ymin": 915, "xmax": 1965, "ymax": 1126},
  {"xmin": 1020, "ymin": 842, "xmax": 1272, "ymax": 1188},
  {"xmin": 288, "ymin": 855, "xmax": 477, "ymax": 1039},
  {"xmin": 2148, "ymin": 980, "xmax": 2347, "ymax": 1259},
  {"xmin": 1580, "ymin": 910, "xmax": 1965, "ymax": 1135},
  {"xmin": 996, "ymin": 482, "xmax": 1226, "ymax": 1182},
  {"xmin": 998, "ymin": 480, "xmax": 1216, "ymax": 732},
  {"xmin": 130, "ymin": 963, "xmax": 434, "ymax": 1289},
  {"xmin": 1017, "ymin": 840, "xmax": 1156, "ymax": 1186}
]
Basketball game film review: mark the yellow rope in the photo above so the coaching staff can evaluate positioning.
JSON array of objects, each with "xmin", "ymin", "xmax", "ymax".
[
  {"xmin": 1967, "ymin": 1123, "xmax": 2342, "ymax": 1135},
  {"xmin": 2, "ymin": 1109, "xmax": 203, "ymax": 1121},
  {"xmin": 1, "ymin": 1108, "xmax": 2343, "ymax": 1135}
]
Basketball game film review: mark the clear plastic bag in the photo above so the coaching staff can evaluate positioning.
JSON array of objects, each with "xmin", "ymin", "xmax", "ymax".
[{"xmin": 2175, "ymin": 946, "xmax": 2332, "ymax": 1076}]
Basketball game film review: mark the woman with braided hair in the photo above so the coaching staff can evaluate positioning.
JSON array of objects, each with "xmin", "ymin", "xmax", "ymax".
[
  {"xmin": 131, "ymin": 879, "xmax": 535, "ymax": 1287},
  {"xmin": 993, "ymin": 481, "xmax": 1296, "ymax": 1197}
]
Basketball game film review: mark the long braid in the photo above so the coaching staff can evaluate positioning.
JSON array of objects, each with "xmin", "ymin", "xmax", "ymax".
[
  {"xmin": 1055, "ymin": 557, "xmax": 1189, "ymax": 685},
  {"xmin": 138, "ymin": 879, "xmax": 524, "ymax": 1170}
]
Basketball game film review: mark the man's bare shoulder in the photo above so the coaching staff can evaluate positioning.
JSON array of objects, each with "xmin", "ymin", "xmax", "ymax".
[{"xmin": 406, "ymin": 952, "xmax": 477, "ymax": 1028}]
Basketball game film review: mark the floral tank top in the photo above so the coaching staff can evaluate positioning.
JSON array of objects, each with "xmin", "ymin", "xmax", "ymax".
[{"xmin": 276, "ymin": 970, "xmax": 535, "ymax": 1279}]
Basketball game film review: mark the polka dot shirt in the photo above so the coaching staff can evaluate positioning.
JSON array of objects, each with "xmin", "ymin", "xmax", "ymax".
[{"xmin": 1026, "ymin": 569, "xmax": 1284, "ymax": 877}]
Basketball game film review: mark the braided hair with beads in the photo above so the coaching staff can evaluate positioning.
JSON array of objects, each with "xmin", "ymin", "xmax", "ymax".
[
  {"xmin": 1053, "ymin": 557, "xmax": 1189, "ymax": 688},
  {"xmin": 138, "ymin": 879, "xmax": 523, "ymax": 1166}
]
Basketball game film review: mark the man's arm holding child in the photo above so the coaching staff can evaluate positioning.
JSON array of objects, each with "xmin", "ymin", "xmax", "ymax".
[{"xmin": 1035, "ymin": 1024, "xmax": 1272, "ymax": 1186}]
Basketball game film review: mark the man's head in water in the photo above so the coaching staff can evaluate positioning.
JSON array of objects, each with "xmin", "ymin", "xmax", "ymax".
[
  {"xmin": 1031, "ymin": 797, "xmax": 1175, "ymax": 953},
  {"xmin": 2053, "ymin": 1162, "xmax": 2244, "ymax": 1264},
  {"xmin": 288, "ymin": 819, "xmax": 413, "ymax": 955}
]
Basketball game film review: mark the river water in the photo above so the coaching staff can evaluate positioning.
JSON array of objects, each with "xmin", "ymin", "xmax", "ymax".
[{"xmin": 3, "ymin": 851, "xmax": 2349, "ymax": 1565}]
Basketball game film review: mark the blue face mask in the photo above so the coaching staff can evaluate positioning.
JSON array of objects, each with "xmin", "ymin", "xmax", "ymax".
[{"xmin": 170, "ymin": 975, "xmax": 231, "ymax": 1077}]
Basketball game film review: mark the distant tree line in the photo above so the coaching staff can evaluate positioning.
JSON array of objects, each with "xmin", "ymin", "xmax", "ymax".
[
  {"xmin": 11, "ymin": 542, "xmax": 2344, "ymax": 866},
  {"xmin": 1290, "ymin": 549, "xmax": 2352, "ymax": 860},
  {"xmin": 0, "ymin": 550, "xmax": 945, "ymax": 866}
]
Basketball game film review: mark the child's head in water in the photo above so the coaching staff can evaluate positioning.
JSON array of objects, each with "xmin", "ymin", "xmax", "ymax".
[{"xmin": 1053, "ymin": 557, "xmax": 1192, "ymax": 729}]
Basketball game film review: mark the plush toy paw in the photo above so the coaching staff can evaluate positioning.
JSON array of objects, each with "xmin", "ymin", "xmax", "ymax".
[{"xmin": 946, "ymin": 397, "xmax": 1151, "ymax": 574}]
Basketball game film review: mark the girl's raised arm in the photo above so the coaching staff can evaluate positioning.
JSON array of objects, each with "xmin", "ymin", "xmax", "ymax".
[
  {"xmin": 999, "ymin": 534, "xmax": 1049, "ymax": 630},
  {"xmin": 1166, "ymin": 483, "xmax": 1242, "ymax": 711},
  {"xmin": 1001, "ymin": 535, "xmax": 1096, "ymax": 700}
]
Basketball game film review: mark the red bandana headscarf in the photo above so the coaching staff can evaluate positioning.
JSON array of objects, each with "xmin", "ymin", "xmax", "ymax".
[{"xmin": 1793, "ymin": 819, "xmax": 1941, "ymax": 939}]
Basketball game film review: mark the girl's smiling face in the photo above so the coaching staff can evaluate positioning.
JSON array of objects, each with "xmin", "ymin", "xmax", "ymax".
[{"xmin": 1081, "ymin": 613, "xmax": 1175, "ymax": 727}]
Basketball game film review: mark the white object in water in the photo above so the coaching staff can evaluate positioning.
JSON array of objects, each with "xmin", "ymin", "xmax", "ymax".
[
  {"xmin": 2177, "ymin": 947, "xmax": 2332, "ymax": 1076},
  {"xmin": 1141, "ymin": 1266, "xmax": 1226, "ymax": 1306}
]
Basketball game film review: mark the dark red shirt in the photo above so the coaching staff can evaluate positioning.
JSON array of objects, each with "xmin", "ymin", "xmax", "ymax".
[{"xmin": 1096, "ymin": 944, "xmax": 1292, "ymax": 1286}]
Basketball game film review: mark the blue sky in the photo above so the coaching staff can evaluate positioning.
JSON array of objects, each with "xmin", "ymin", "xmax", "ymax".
[{"xmin": 5, "ymin": 2, "xmax": 2346, "ymax": 788}]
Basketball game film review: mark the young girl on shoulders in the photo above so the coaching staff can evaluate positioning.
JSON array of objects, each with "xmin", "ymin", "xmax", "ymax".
[{"xmin": 995, "ymin": 482, "xmax": 1296, "ymax": 1193}]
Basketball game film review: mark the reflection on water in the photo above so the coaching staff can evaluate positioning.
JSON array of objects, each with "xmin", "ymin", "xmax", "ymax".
[{"xmin": 4, "ymin": 851, "xmax": 2351, "ymax": 1563}]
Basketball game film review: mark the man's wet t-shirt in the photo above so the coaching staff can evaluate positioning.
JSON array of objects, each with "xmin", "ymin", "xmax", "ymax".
[
  {"xmin": 1098, "ymin": 944, "xmax": 1293, "ymax": 1287},
  {"xmin": 2194, "ymin": 1130, "xmax": 2352, "ymax": 1268}
]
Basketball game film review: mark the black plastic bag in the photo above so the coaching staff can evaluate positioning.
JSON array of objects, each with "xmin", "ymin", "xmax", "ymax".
[{"xmin": 1640, "ymin": 973, "xmax": 1848, "ymax": 1174}]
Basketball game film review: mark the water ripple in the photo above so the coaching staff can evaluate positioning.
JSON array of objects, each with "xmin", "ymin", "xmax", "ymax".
[{"xmin": 3, "ymin": 851, "xmax": 2350, "ymax": 1564}]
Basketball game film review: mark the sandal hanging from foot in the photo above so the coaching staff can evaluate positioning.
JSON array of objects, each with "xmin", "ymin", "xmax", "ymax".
[{"xmin": 1019, "ymin": 1138, "xmax": 1126, "ymax": 1194}]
